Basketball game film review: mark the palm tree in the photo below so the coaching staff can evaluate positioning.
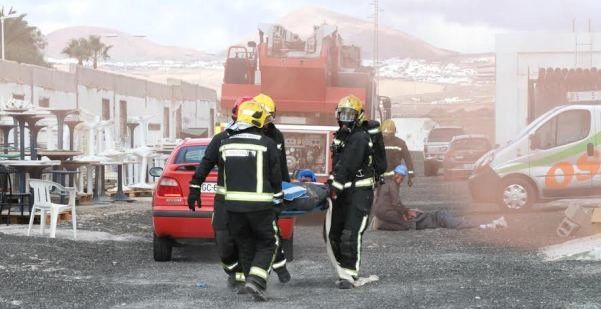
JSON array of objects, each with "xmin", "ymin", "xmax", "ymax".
[
  {"xmin": 62, "ymin": 38, "xmax": 90, "ymax": 65},
  {"xmin": 1, "ymin": 7, "xmax": 49, "ymax": 66},
  {"xmin": 87, "ymin": 35, "xmax": 111, "ymax": 69}
]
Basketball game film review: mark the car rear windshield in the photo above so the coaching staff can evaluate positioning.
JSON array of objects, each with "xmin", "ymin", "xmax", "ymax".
[
  {"xmin": 452, "ymin": 138, "xmax": 490, "ymax": 151},
  {"xmin": 175, "ymin": 145, "xmax": 207, "ymax": 164},
  {"xmin": 428, "ymin": 128, "xmax": 465, "ymax": 143}
]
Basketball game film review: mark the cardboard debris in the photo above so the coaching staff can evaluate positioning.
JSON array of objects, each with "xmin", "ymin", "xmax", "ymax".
[
  {"xmin": 542, "ymin": 233, "xmax": 601, "ymax": 261},
  {"xmin": 556, "ymin": 205, "xmax": 592, "ymax": 237}
]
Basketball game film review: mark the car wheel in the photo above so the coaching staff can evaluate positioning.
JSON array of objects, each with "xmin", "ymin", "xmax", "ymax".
[
  {"xmin": 281, "ymin": 234, "xmax": 294, "ymax": 262},
  {"xmin": 153, "ymin": 234, "xmax": 173, "ymax": 262},
  {"xmin": 498, "ymin": 177, "xmax": 536, "ymax": 211}
]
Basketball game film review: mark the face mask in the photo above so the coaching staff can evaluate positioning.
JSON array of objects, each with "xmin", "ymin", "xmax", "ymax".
[{"xmin": 337, "ymin": 108, "xmax": 357, "ymax": 123}]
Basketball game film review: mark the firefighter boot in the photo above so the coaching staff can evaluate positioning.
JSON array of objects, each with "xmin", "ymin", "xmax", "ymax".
[
  {"xmin": 274, "ymin": 266, "xmax": 291, "ymax": 283},
  {"xmin": 245, "ymin": 276, "xmax": 268, "ymax": 302},
  {"xmin": 228, "ymin": 272, "xmax": 246, "ymax": 292},
  {"xmin": 335, "ymin": 279, "xmax": 354, "ymax": 289}
]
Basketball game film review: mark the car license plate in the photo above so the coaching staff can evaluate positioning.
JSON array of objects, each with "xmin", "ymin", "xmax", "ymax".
[
  {"xmin": 201, "ymin": 183, "xmax": 217, "ymax": 193},
  {"xmin": 463, "ymin": 164, "xmax": 474, "ymax": 170}
]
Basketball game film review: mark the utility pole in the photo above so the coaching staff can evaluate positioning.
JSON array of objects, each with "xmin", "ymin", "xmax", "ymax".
[{"xmin": 371, "ymin": 0, "xmax": 379, "ymax": 120}]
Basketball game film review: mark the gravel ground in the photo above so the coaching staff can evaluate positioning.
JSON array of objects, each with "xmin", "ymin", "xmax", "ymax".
[{"xmin": 1, "ymin": 168, "xmax": 601, "ymax": 308}]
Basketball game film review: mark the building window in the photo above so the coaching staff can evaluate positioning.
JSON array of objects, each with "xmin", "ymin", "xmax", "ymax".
[
  {"xmin": 102, "ymin": 99, "xmax": 110, "ymax": 120},
  {"xmin": 535, "ymin": 110, "xmax": 590, "ymax": 149},
  {"xmin": 12, "ymin": 94, "xmax": 25, "ymax": 101},
  {"xmin": 148, "ymin": 123, "xmax": 161, "ymax": 131},
  {"xmin": 175, "ymin": 107, "xmax": 182, "ymax": 138},
  {"xmin": 39, "ymin": 98, "xmax": 50, "ymax": 108},
  {"xmin": 120, "ymin": 100, "xmax": 127, "ymax": 136},
  {"xmin": 163, "ymin": 107, "xmax": 170, "ymax": 138}
]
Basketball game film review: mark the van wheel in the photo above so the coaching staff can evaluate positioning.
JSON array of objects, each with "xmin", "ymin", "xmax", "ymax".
[
  {"xmin": 153, "ymin": 234, "xmax": 173, "ymax": 262},
  {"xmin": 498, "ymin": 178, "xmax": 536, "ymax": 211},
  {"xmin": 281, "ymin": 234, "xmax": 294, "ymax": 262}
]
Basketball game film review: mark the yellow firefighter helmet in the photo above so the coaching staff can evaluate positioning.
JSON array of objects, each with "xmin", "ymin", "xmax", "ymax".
[
  {"xmin": 336, "ymin": 95, "xmax": 364, "ymax": 124},
  {"xmin": 254, "ymin": 93, "xmax": 276, "ymax": 115},
  {"xmin": 382, "ymin": 119, "xmax": 397, "ymax": 136},
  {"xmin": 236, "ymin": 99, "xmax": 268, "ymax": 128},
  {"xmin": 254, "ymin": 93, "xmax": 276, "ymax": 124}
]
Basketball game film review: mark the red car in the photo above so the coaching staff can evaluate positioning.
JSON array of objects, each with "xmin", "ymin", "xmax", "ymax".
[{"xmin": 150, "ymin": 138, "xmax": 295, "ymax": 262}]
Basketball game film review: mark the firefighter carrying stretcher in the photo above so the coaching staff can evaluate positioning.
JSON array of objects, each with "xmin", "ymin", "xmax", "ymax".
[
  {"xmin": 326, "ymin": 95, "xmax": 376, "ymax": 289},
  {"xmin": 253, "ymin": 93, "xmax": 291, "ymax": 283},
  {"xmin": 188, "ymin": 96, "xmax": 251, "ymax": 290},
  {"xmin": 218, "ymin": 99, "xmax": 283, "ymax": 301}
]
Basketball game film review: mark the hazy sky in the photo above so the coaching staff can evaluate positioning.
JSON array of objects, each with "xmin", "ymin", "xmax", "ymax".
[{"xmin": 3, "ymin": 0, "xmax": 600, "ymax": 53}]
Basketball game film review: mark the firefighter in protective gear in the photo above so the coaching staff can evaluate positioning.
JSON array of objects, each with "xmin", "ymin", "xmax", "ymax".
[
  {"xmin": 381, "ymin": 119, "xmax": 415, "ymax": 186},
  {"xmin": 253, "ymin": 93, "xmax": 291, "ymax": 283},
  {"xmin": 188, "ymin": 96, "xmax": 252, "ymax": 290},
  {"xmin": 254, "ymin": 94, "xmax": 290, "ymax": 182},
  {"xmin": 326, "ymin": 95, "xmax": 375, "ymax": 289},
  {"xmin": 220, "ymin": 100, "xmax": 283, "ymax": 301}
]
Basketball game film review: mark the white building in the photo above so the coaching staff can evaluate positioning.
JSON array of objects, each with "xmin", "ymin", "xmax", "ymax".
[
  {"xmin": 0, "ymin": 60, "xmax": 217, "ymax": 149},
  {"xmin": 495, "ymin": 32, "xmax": 601, "ymax": 144}
]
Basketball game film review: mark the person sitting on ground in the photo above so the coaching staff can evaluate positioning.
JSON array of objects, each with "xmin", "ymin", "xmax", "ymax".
[{"xmin": 373, "ymin": 164, "xmax": 507, "ymax": 231}]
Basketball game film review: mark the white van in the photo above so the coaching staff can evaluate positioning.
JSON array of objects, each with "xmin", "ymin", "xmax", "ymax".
[{"xmin": 469, "ymin": 104, "xmax": 601, "ymax": 210}]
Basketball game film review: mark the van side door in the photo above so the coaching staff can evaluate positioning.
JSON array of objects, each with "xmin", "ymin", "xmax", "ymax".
[
  {"xmin": 530, "ymin": 109, "xmax": 594, "ymax": 198},
  {"xmin": 592, "ymin": 108, "xmax": 601, "ymax": 194}
]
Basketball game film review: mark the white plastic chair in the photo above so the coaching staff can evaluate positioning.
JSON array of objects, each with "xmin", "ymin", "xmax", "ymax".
[{"xmin": 27, "ymin": 179, "xmax": 77, "ymax": 239}]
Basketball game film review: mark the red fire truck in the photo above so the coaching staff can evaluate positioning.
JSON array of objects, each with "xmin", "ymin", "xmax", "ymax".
[{"xmin": 221, "ymin": 23, "xmax": 377, "ymax": 177}]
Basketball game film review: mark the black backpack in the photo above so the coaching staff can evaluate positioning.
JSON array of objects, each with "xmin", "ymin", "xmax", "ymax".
[{"xmin": 363, "ymin": 120, "xmax": 387, "ymax": 179}]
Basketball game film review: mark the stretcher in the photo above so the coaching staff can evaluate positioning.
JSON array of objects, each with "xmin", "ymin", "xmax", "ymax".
[{"xmin": 279, "ymin": 181, "xmax": 329, "ymax": 217}]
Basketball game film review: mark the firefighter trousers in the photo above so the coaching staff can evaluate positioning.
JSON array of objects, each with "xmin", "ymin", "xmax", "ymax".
[
  {"xmin": 212, "ymin": 198, "xmax": 243, "ymax": 281},
  {"xmin": 227, "ymin": 208, "xmax": 279, "ymax": 290},
  {"xmin": 327, "ymin": 187, "xmax": 373, "ymax": 279},
  {"xmin": 272, "ymin": 213, "xmax": 288, "ymax": 272}
]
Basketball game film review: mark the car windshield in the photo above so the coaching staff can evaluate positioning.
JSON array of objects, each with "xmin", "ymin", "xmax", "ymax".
[
  {"xmin": 175, "ymin": 145, "xmax": 207, "ymax": 164},
  {"xmin": 452, "ymin": 138, "xmax": 490, "ymax": 151},
  {"xmin": 428, "ymin": 128, "xmax": 465, "ymax": 143}
]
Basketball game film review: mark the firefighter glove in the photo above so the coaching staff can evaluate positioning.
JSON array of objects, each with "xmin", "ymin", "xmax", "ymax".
[
  {"xmin": 188, "ymin": 186, "xmax": 201, "ymax": 211},
  {"xmin": 407, "ymin": 171, "xmax": 415, "ymax": 187},
  {"xmin": 328, "ymin": 184, "xmax": 342, "ymax": 200}
]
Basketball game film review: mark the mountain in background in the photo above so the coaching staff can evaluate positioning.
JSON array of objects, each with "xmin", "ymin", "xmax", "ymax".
[
  {"xmin": 45, "ymin": 26, "xmax": 215, "ymax": 62},
  {"xmin": 275, "ymin": 7, "xmax": 456, "ymax": 60},
  {"xmin": 45, "ymin": 7, "xmax": 456, "ymax": 63}
]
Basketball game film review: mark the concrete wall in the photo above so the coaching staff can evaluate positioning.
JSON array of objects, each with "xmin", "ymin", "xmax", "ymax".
[
  {"xmin": 0, "ymin": 60, "xmax": 217, "ymax": 149},
  {"xmin": 495, "ymin": 32, "xmax": 601, "ymax": 144}
]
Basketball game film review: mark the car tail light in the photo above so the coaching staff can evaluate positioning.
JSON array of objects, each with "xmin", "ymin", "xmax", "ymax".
[{"xmin": 156, "ymin": 177, "xmax": 183, "ymax": 197}]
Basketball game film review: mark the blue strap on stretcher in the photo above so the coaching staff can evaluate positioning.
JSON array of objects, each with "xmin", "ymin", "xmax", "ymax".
[{"xmin": 279, "ymin": 181, "xmax": 326, "ymax": 217}]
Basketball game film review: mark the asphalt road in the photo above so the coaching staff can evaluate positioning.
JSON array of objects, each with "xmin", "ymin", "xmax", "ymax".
[{"xmin": 1, "ymin": 171, "xmax": 601, "ymax": 308}]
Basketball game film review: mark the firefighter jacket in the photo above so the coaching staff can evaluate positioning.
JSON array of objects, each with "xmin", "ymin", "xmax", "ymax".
[
  {"xmin": 382, "ymin": 135, "xmax": 414, "ymax": 176},
  {"xmin": 190, "ymin": 130, "xmax": 229, "ymax": 200},
  {"xmin": 219, "ymin": 127, "xmax": 283, "ymax": 212},
  {"xmin": 330, "ymin": 126, "xmax": 375, "ymax": 191},
  {"xmin": 263, "ymin": 123, "xmax": 291, "ymax": 182}
]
